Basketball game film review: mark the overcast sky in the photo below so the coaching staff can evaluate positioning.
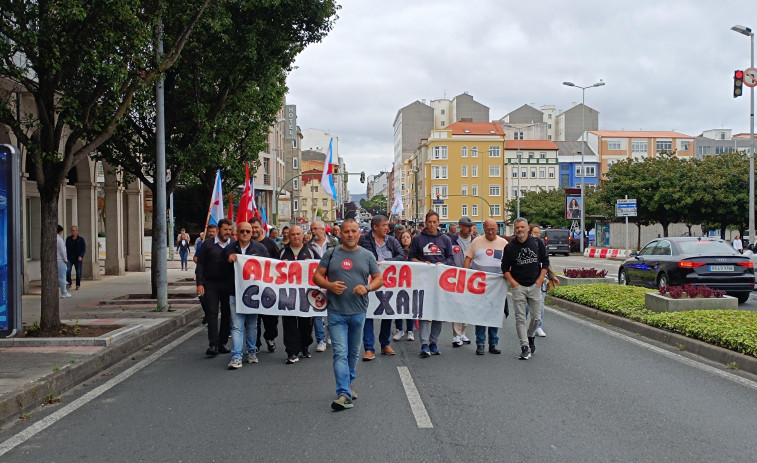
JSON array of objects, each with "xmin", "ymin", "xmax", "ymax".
[{"xmin": 286, "ymin": 0, "xmax": 755, "ymax": 194}]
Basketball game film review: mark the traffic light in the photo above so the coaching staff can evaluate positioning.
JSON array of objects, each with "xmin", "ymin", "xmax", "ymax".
[
  {"xmin": 735, "ymin": 70, "xmax": 744, "ymax": 98},
  {"xmin": 360, "ymin": 172, "xmax": 365, "ymax": 183}
]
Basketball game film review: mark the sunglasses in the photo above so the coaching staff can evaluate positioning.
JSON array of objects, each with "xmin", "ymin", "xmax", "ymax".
[{"xmin": 238, "ymin": 230, "xmax": 252, "ymax": 234}]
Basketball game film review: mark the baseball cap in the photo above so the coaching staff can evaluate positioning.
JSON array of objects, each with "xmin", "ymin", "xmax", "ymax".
[{"xmin": 458, "ymin": 216, "xmax": 474, "ymax": 226}]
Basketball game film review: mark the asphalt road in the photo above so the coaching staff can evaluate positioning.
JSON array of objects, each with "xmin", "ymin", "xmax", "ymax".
[{"xmin": 2, "ymin": 295, "xmax": 757, "ymax": 462}]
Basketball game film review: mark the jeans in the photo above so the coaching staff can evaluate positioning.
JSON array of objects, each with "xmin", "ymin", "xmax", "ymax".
[
  {"xmin": 363, "ymin": 318, "xmax": 393, "ymax": 352},
  {"xmin": 328, "ymin": 312, "xmax": 365, "ymax": 399},
  {"xmin": 394, "ymin": 319, "xmax": 415, "ymax": 332},
  {"xmin": 66, "ymin": 260, "xmax": 83, "ymax": 287},
  {"xmin": 57, "ymin": 261, "xmax": 68, "ymax": 295},
  {"xmin": 179, "ymin": 249, "xmax": 189, "ymax": 269},
  {"xmin": 525, "ymin": 289, "xmax": 546, "ymax": 329},
  {"xmin": 512, "ymin": 284, "xmax": 542, "ymax": 347},
  {"xmin": 475, "ymin": 326, "xmax": 499, "ymax": 346},
  {"xmin": 229, "ymin": 296, "xmax": 258, "ymax": 360},
  {"xmin": 419, "ymin": 320, "xmax": 442, "ymax": 346},
  {"xmin": 314, "ymin": 315, "xmax": 326, "ymax": 343}
]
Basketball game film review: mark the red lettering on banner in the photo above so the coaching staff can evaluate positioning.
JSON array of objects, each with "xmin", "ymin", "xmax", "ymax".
[
  {"xmin": 455, "ymin": 270, "xmax": 466, "ymax": 293},
  {"xmin": 262, "ymin": 260, "xmax": 275, "ymax": 283},
  {"xmin": 288, "ymin": 262, "xmax": 303, "ymax": 285},
  {"xmin": 467, "ymin": 272, "xmax": 486, "ymax": 295},
  {"xmin": 274, "ymin": 262, "xmax": 288, "ymax": 285},
  {"xmin": 439, "ymin": 268, "xmax": 457, "ymax": 292},
  {"xmin": 243, "ymin": 258, "xmax": 262, "ymax": 281},
  {"xmin": 307, "ymin": 262, "xmax": 319, "ymax": 286},
  {"xmin": 398, "ymin": 265, "xmax": 412, "ymax": 288},
  {"xmin": 383, "ymin": 266, "xmax": 397, "ymax": 288}
]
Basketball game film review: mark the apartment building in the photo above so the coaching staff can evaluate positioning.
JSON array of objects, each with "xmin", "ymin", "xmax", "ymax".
[
  {"xmin": 504, "ymin": 140, "xmax": 560, "ymax": 203},
  {"xmin": 585, "ymin": 130, "xmax": 695, "ymax": 176},
  {"xmin": 694, "ymin": 128, "xmax": 754, "ymax": 158}
]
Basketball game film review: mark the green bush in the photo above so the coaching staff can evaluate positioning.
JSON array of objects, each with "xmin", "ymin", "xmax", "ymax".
[{"xmin": 548, "ymin": 283, "xmax": 757, "ymax": 357}]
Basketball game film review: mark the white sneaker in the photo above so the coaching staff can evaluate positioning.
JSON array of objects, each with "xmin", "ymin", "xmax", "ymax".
[
  {"xmin": 326, "ymin": 336, "xmax": 332, "ymax": 346},
  {"xmin": 61, "ymin": 292, "xmax": 72, "ymax": 298},
  {"xmin": 460, "ymin": 334, "xmax": 471, "ymax": 344},
  {"xmin": 316, "ymin": 341, "xmax": 327, "ymax": 352},
  {"xmin": 535, "ymin": 327, "xmax": 547, "ymax": 337},
  {"xmin": 392, "ymin": 330, "xmax": 405, "ymax": 341},
  {"xmin": 247, "ymin": 352, "xmax": 258, "ymax": 364},
  {"xmin": 451, "ymin": 335, "xmax": 462, "ymax": 347},
  {"xmin": 406, "ymin": 331, "xmax": 415, "ymax": 341}
]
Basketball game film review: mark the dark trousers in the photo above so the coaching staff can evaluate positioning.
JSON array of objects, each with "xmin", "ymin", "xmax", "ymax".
[
  {"xmin": 66, "ymin": 260, "xmax": 83, "ymax": 287},
  {"xmin": 256, "ymin": 315, "xmax": 279, "ymax": 348},
  {"xmin": 282, "ymin": 316, "xmax": 314, "ymax": 356},
  {"xmin": 204, "ymin": 286, "xmax": 231, "ymax": 348},
  {"xmin": 363, "ymin": 319, "xmax": 393, "ymax": 352}
]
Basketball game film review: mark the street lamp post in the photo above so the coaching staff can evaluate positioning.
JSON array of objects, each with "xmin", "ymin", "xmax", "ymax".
[
  {"xmin": 563, "ymin": 80, "xmax": 605, "ymax": 253},
  {"xmin": 732, "ymin": 25, "xmax": 755, "ymax": 247}
]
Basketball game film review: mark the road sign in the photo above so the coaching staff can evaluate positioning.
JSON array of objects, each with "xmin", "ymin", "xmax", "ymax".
[
  {"xmin": 616, "ymin": 198, "xmax": 637, "ymax": 217},
  {"xmin": 432, "ymin": 200, "xmax": 444, "ymax": 205},
  {"xmin": 745, "ymin": 67, "xmax": 757, "ymax": 88}
]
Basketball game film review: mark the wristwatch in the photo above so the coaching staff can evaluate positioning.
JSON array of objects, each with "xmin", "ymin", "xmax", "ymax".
[{"xmin": 365, "ymin": 285, "xmax": 371, "ymax": 293}]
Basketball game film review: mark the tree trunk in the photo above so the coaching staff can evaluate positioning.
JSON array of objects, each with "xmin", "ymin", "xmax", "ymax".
[
  {"xmin": 662, "ymin": 222, "xmax": 670, "ymax": 237},
  {"xmin": 720, "ymin": 224, "xmax": 727, "ymax": 239},
  {"xmin": 39, "ymin": 184, "xmax": 63, "ymax": 329}
]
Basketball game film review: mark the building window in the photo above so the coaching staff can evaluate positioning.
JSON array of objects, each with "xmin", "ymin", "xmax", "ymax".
[
  {"xmin": 440, "ymin": 121, "xmax": 445, "ymax": 127},
  {"xmin": 521, "ymin": 168, "xmax": 527, "ymax": 178},
  {"xmin": 632, "ymin": 141, "xmax": 647, "ymax": 153},
  {"xmin": 512, "ymin": 168, "xmax": 518, "ymax": 178},
  {"xmin": 293, "ymin": 178, "xmax": 299, "ymax": 190},
  {"xmin": 302, "ymin": 198, "xmax": 307, "ymax": 206},
  {"xmin": 575, "ymin": 165, "xmax": 596, "ymax": 177},
  {"xmin": 433, "ymin": 185, "xmax": 448, "ymax": 199},
  {"xmin": 547, "ymin": 123, "xmax": 552, "ymax": 129},
  {"xmin": 516, "ymin": 151, "xmax": 523, "ymax": 160},
  {"xmin": 471, "ymin": 165, "xmax": 478, "ymax": 177},
  {"xmin": 608, "ymin": 141, "xmax": 621, "ymax": 150},
  {"xmin": 530, "ymin": 167, "xmax": 537, "ymax": 178},
  {"xmin": 488, "ymin": 146, "xmax": 501, "ymax": 157},
  {"xmin": 471, "ymin": 185, "xmax": 478, "ymax": 197},
  {"xmin": 441, "ymin": 109, "xmax": 446, "ymax": 115},
  {"xmin": 461, "ymin": 165, "xmax": 468, "ymax": 177},
  {"xmin": 539, "ymin": 167, "xmax": 546, "ymax": 178},
  {"xmin": 471, "ymin": 146, "xmax": 478, "ymax": 158},
  {"xmin": 512, "ymin": 188, "xmax": 518, "ymax": 198},
  {"xmin": 432, "ymin": 146, "xmax": 448, "ymax": 160},
  {"xmin": 489, "ymin": 165, "xmax": 500, "ymax": 177},
  {"xmin": 433, "ymin": 204, "xmax": 448, "ymax": 219},
  {"xmin": 489, "ymin": 185, "xmax": 500, "ymax": 196},
  {"xmin": 490, "ymin": 205, "xmax": 501, "ymax": 216},
  {"xmin": 656, "ymin": 140, "xmax": 673, "ymax": 152},
  {"xmin": 323, "ymin": 199, "xmax": 328, "ymax": 207},
  {"xmin": 698, "ymin": 146, "xmax": 712, "ymax": 155},
  {"xmin": 461, "ymin": 204, "xmax": 468, "ymax": 216},
  {"xmin": 293, "ymin": 158, "xmax": 299, "ymax": 169},
  {"xmin": 548, "ymin": 135, "xmax": 552, "ymax": 140},
  {"xmin": 548, "ymin": 167, "xmax": 555, "ymax": 178},
  {"xmin": 680, "ymin": 141, "xmax": 690, "ymax": 151},
  {"xmin": 461, "ymin": 185, "xmax": 468, "ymax": 196},
  {"xmin": 293, "ymin": 199, "xmax": 298, "ymax": 211},
  {"xmin": 472, "ymin": 204, "xmax": 479, "ymax": 216},
  {"xmin": 461, "ymin": 146, "xmax": 468, "ymax": 157},
  {"xmin": 432, "ymin": 165, "xmax": 448, "ymax": 179},
  {"xmin": 540, "ymin": 152, "xmax": 546, "ymax": 159}
]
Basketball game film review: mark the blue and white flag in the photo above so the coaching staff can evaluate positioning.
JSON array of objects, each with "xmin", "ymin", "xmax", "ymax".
[
  {"xmin": 320, "ymin": 138, "xmax": 337, "ymax": 201},
  {"xmin": 208, "ymin": 169, "xmax": 224, "ymax": 225},
  {"xmin": 391, "ymin": 196, "xmax": 404, "ymax": 215}
]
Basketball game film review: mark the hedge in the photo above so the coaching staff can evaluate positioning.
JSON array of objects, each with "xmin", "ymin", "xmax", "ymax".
[{"xmin": 548, "ymin": 283, "xmax": 757, "ymax": 358}]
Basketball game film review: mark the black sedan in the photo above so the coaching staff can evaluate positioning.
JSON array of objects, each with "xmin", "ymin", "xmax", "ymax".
[{"xmin": 618, "ymin": 237, "xmax": 754, "ymax": 304}]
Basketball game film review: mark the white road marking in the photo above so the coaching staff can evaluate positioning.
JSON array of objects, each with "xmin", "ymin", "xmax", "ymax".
[
  {"xmin": 546, "ymin": 306, "xmax": 757, "ymax": 391},
  {"xmin": 0, "ymin": 325, "xmax": 205, "ymax": 457},
  {"xmin": 397, "ymin": 366, "xmax": 433, "ymax": 428}
]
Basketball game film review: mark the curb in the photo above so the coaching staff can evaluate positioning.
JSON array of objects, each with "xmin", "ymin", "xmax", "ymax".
[
  {"xmin": 0, "ymin": 306, "xmax": 202, "ymax": 426},
  {"xmin": 547, "ymin": 296, "xmax": 757, "ymax": 376},
  {"xmin": 0, "ymin": 324, "xmax": 143, "ymax": 348}
]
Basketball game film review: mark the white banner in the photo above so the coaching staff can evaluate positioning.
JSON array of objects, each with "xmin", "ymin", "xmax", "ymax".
[{"xmin": 233, "ymin": 255, "xmax": 508, "ymax": 327}]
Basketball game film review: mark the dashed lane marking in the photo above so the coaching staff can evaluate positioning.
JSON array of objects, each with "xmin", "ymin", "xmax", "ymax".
[{"xmin": 397, "ymin": 366, "xmax": 433, "ymax": 428}]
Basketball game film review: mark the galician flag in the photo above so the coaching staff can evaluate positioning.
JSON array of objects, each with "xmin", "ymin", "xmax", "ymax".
[
  {"xmin": 260, "ymin": 203, "xmax": 269, "ymax": 233},
  {"xmin": 320, "ymin": 137, "xmax": 337, "ymax": 201},
  {"xmin": 236, "ymin": 164, "xmax": 255, "ymax": 225},
  {"xmin": 391, "ymin": 196, "xmax": 404, "ymax": 215},
  {"xmin": 208, "ymin": 169, "xmax": 224, "ymax": 226}
]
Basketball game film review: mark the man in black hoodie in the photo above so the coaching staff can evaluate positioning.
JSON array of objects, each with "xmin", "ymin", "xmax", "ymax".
[{"xmin": 501, "ymin": 217, "xmax": 549, "ymax": 360}]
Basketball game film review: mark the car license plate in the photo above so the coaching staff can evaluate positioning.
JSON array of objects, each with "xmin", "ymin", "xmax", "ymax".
[{"xmin": 709, "ymin": 265, "xmax": 734, "ymax": 272}]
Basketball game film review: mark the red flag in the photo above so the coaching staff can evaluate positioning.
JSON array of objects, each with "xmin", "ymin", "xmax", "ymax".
[{"xmin": 237, "ymin": 164, "xmax": 255, "ymax": 224}]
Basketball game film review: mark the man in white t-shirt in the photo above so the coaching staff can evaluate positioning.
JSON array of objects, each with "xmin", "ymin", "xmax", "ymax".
[{"xmin": 464, "ymin": 219, "xmax": 508, "ymax": 355}]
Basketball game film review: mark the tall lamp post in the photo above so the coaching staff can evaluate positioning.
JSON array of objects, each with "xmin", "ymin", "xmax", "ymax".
[
  {"xmin": 732, "ymin": 25, "xmax": 755, "ymax": 247},
  {"xmin": 562, "ymin": 80, "xmax": 605, "ymax": 253}
]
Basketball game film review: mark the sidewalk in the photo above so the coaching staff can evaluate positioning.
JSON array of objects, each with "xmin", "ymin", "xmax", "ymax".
[{"xmin": 0, "ymin": 256, "xmax": 202, "ymax": 425}]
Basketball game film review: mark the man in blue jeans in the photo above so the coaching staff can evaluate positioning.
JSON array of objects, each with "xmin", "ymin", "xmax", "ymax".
[{"xmin": 313, "ymin": 219, "xmax": 383, "ymax": 411}]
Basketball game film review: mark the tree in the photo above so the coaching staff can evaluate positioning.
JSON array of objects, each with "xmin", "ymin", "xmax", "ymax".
[
  {"xmin": 0, "ymin": 0, "xmax": 212, "ymax": 329},
  {"xmin": 96, "ymin": 0, "xmax": 339, "ymax": 296},
  {"xmin": 505, "ymin": 188, "xmax": 609, "ymax": 228},
  {"xmin": 360, "ymin": 194, "xmax": 387, "ymax": 216},
  {"xmin": 689, "ymin": 152, "xmax": 749, "ymax": 238}
]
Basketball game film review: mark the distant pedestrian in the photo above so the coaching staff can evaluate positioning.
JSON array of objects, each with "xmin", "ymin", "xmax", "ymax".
[
  {"xmin": 313, "ymin": 219, "xmax": 383, "ymax": 410},
  {"xmin": 501, "ymin": 218, "xmax": 550, "ymax": 360},
  {"xmin": 733, "ymin": 234, "xmax": 744, "ymax": 254},
  {"xmin": 193, "ymin": 232, "xmax": 205, "ymax": 264},
  {"xmin": 392, "ymin": 229, "xmax": 415, "ymax": 342},
  {"xmin": 224, "ymin": 221, "xmax": 269, "ymax": 369},
  {"xmin": 65, "ymin": 225, "xmax": 86, "ymax": 291},
  {"xmin": 176, "ymin": 228, "xmax": 191, "ymax": 270},
  {"xmin": 450, "ymin": 216, "xmax": 475, "ymax": 348},
  {"xmin": 57, "ymin": 225, "xmax": 72, "ymax": 298}
]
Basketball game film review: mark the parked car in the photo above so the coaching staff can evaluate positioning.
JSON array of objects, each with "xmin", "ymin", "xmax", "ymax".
[
  {"xmin": 542, "ymin": 228, "xmax": 570, "ymax": 256},
  {"xmin": 618, "ymin": 237, "xmax": 754, "ymax": 304}
]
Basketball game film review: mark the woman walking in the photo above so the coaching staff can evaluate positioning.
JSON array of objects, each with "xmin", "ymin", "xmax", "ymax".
[{"xmin": 176, "ymin": 228, "xmax": 191, "ymax": 271}]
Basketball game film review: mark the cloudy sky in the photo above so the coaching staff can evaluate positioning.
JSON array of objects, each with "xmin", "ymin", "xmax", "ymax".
[{"xmin": 287, "ymin": 0, "xmax": 754, "ymax": 194}]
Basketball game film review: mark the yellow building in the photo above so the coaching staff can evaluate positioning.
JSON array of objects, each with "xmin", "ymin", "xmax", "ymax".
[
  {"xmin": 416, "ymin": 122, "xmax": 507, "ymax": 230},
  {"xmin": 300, "ymin": 159, "xmax": 337, "ymax": 223}
]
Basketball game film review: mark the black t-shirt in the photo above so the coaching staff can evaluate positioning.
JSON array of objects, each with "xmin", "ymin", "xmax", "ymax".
[
  {"xmin": 501, "ymin": 236, "xmax": 549, "ymax": 286},
  {"xmin": 257, "ymin": 237, "xmax": 280, "ymax": 260}
]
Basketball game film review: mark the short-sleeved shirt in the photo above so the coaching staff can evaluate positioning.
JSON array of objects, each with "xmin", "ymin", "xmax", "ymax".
[
  {"xmin": 319, "ymin": 246, "xmax": 379, "ymax": 315},
  {"xmin": 465, "ymin": 235, "xmax": 508, "ymax": 273}
]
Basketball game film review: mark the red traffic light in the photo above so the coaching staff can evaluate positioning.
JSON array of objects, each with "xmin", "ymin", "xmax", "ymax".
[
  {"xmin": 736, "ymin": 70, "xmax": 744, "ymax": 79},
  {"xmin": 735, "ymin": 70, "xmax": 744, "ymax": 98}
]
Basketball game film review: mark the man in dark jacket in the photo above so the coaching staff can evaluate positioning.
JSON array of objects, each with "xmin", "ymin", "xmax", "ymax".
[
  {"xmin": 501, "ymin": 217, "xmax": 550, "ymax": 360},
  {"xmin": 358, "ymin": 214, "xmax": 405, "ymax": 360},
  {"xmin": 250, "ymin": 217, "xmax": 280, "ymax": 352},
  {"xmin": 196, "ymin": 218, "xmax": 235, "ymax": 356},
  {"xmin": 65, "ymin": 226, "xmax": 86, "ymax": 290},
  {"xmin": 224, "ymin": 221, "xmax": 269, "ymax": 369},
  {"xmin": 279, "ymin": 225, "xmax": 320, "ymax": 364},
  {"xmin": 409, "ymin": 211, "xmax": 454, "ymax": 358}
]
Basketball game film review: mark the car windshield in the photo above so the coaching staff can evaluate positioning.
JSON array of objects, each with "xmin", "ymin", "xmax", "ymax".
[{"xmin": 677, "ymin": 240, "xmax": 738, "ymax": 255}]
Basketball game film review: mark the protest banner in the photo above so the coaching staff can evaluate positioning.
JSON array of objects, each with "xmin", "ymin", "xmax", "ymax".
[{"xmin": 233, "ymin": 255, "xmax": 508, "ymax": 327}]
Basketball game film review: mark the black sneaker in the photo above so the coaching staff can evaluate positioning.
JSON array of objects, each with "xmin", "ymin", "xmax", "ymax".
[
  {"xmin": 286, "ymin": 355, "xmax": 299, "ymax": 364},
  {"xmin": 301, "ymin": 350, "xmax": 312, "ymax": 358},
  {"xmin": 476, "ymin": 345, "xmax": 485, "ymax": 355},
  {"xmin": 489, "ymin": 345, "xmax": 501, "ymax": 354},
  {"xmin": 519, "ymin": 345, "xmax": 531, "ymax": 360},
  {"xmin": 528, "ymin": 337, "xmax": 536, "ymax": 354},
  {"xmin": 266, "ymin": 340, "xmax": 276, "ymax": 353},
  {"xmin": 217, "ymin": 344, "xmax": 231, "ymax": 354},
  {"xmin": 206, "ymin": 345, "xmax": 218, "ymax": 356}
]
